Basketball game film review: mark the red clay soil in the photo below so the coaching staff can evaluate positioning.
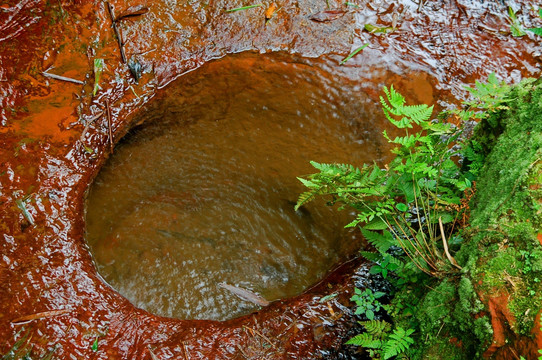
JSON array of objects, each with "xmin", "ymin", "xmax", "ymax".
[{"xmin": 0, "ymin": 0, "xmax": 541, "ymax": 358}]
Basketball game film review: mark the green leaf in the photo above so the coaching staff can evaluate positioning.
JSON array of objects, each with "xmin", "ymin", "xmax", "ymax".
[
  {"xmin": 508, "ymin": 7, "xmax": 526, "ymax": 37},
  {"xmin": 527, "ymin": 27, "xmax": 542, "ymax": 36},
  {"xmin": 93, "ymin": 58, "xmax": 104, "ymax": 97},
  {"xmin": 319, "ymin": 293, "xmax": 339, "ymax": 303},
  {"xmin": 364, "ymin": 23, "xmax": 395, "ymax": 34},
  {"xmin": 396, "ymin": 203, "xmax": 408, "ymax": 212},
  {"xmin": 363, "ymin": 217, "xmax": 388, "ymax": 230},
  {"xmin": 339, "ymin": 43, "xmax": 369, "ymax": 65},
  {"xmin": 346, "ymin": 332, "xmax": 382, "ymax": 348},
  {"xmin": 360, "ymin": 320, "xmax": 392, "ymax": 336},
  {"xmin": 91, "ymin": 337, "xmax": 98, "ymax": 352},
  {"xmin": 383, "ymin": 327, "xmax": 415, "ymax": 359},
  {"xmin": 361, "ymin": 229, "xmax": 395, "ymax": 254}
]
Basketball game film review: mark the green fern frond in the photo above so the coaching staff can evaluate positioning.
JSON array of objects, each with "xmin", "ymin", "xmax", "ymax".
[
  {"xmin": 345, "ymin": 332, "xmax": 382, "ymax": 348},
  {"xmin": 382, "ymin": 327, "xmax": 415, "ymax": 359},
  {"xmin": 360, "ymin": 251, "xmax": 382, "ymax": 262},
  {"xmin": 380, "ymin": 86, "xmax": 434, "ymax": 129},
  {"xmin": 361, "ymin": 229, "xmax": 396, "ymax": 253},
  {"xmin": 360, "ymin": 320, "xmax": 392, "ymax": 337}
]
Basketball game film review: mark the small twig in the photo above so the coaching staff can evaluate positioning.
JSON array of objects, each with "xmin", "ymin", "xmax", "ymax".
[
  {"xmin": 182, "ymin": 342, "xmax": 190, "ymax": 360},
  {"xmin": 242, "ymin": 325, "xmax": 276, "ymax": 349},
  {"xmin": 12, "ymin": 309, "xmax": 72, "ymax": 325},
  {"xmin": 105, "ymin": 100, "xmax": 114, "ymax": 154},
  {"xmin": 106, "ymin": 2, "xmax": 127, "ymax": 63},
  {"xmin": 148, "ymin": 346, "xmax": 159, "ymax": 360},
  {"xmin": 439, "ymin": 217, "xmax": 462, "ymax": 270},
  {"xmin": 79, "ymin": 111, "xmax": 105, "ymax": 141},
  {"xmin": 42, "ymin": 72, "xmax": 84, "ymax": 85},
  {"xmin": 417, "ymin": 0, "xmax": 425, "ymax": 12},
  {"xmin": 236, "ymin": 345, "xmax": 249, "ymax": 359}
]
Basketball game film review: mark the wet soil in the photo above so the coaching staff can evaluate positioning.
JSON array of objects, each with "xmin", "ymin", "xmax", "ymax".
[{"xmin": 0, "ymin": 0, "xmax": 541, "ymax": 358}]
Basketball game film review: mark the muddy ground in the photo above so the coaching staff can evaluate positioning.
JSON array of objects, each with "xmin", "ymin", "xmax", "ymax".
[{"xmin": 0, "ymin": 0, "xmax": 541, "ymax": 358}]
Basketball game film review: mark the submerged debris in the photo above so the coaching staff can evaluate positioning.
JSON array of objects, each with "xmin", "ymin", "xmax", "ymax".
[
  {"xmin": 309, "ymin": 9, "xmax": 346, "ymax": 22},
  {"xmin": 41, "ymin": 71, "xmax": 84, "ymax": 85},
  {"xmin": 218, "ymin": 283, "xmax": 270, "ymax": 307},
  {"xmin": 265, "ymin": 3, "xmax": 278, "ymax": 23},
  {"xmin": 115, "ymin": 5, "xmax": 149, "ymax": 22}
]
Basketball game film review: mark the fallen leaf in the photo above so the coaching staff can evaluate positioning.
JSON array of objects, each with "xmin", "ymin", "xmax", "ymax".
[
  {"xmin": 309, "ymin": 9, "xmax": 346, "ymax": 22},
  {"xmin": 115, "ymin": 5, "xmax": 149, "ymax": 22},
  {"xmin": 93, "ymin": 58, "xmax": 104, "ymax": 97},
  {"xmin": 364, "ymin": 23, "xmax": 395, "ymax": 34},
  {"xmin": 265, "ymin": 3, "xmax": 277, "ymax": 22}
]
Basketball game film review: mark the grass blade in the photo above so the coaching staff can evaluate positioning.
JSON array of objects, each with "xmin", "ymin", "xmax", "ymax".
[
  {"xmin": 225, "ymin": 4, "xmax": 262, "ymax": 12},
  {"xmin": 339, "ymin": 43, "xmax": 369, "ymax": 65}
]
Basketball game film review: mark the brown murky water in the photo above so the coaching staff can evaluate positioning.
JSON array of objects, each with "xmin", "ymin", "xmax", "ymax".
[{"xmin": 85, "ymin": 53, "xmax": 393, "ymax": 320}]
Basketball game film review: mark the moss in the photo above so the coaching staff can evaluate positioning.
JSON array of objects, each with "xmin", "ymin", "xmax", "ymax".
[
  {"xmin": 470, "ymin": 78, "xmax": 542, "ymax": 229},
  {"xmin": 394, "ymin": 78, "xmax": 542, "ymax": 358},
  {"xmin": 420, "ymin": 337, "xmax": 469, "ymax": 360},
  {"xmin": 416, "ymin": 279, "xmax": 457, "ymax": 335},
  {"xmin": 461, "ymin": 78, "xmax": 542, "ymax": 337}
]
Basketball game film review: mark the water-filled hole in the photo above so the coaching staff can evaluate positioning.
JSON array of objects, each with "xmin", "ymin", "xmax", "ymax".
[{"xmin": 85, "ymin": 53, "xmax": 392, "ymax": 321}]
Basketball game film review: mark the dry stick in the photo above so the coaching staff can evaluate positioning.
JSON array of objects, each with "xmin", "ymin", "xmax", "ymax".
[
  {"xmin": 105, "ymin": 100, "xmax": 114, "ymax": 154},
  {"xmin": 182, "ymin": 342, "xmax": 190, "ymax": 360},
  {"xmin": 236, "ymin": 345, "xmax": 249, "ymax": 359},
  {"xmin": 147, "ymin": 346, "xmax": 159, "ymax": 360},
  {"xmin": 79, "ymin": 111, "xmax": 105, "ymax": 143},
  {"xmin": 439, "ymin": 217, "xmax": 462, "ymax": 270},
  {"xmin": 11, "ymin": 309, "xmax": 72, "ymax": 325},
  {"xmin": 106, "ymin": 2, "xmax": 127, "ymax": 63},
  {"xmin": 42, "ymin": 72, "xmax": 84, "ymax": 85},
  {"xmin": 242, "ymin": 325, "xmax": 277, "ymax": 349}
]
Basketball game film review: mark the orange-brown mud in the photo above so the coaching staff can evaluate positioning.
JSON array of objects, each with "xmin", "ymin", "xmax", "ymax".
[{"xmin": 0, "ymin": 0, "xmax": 541, "ymax": 358}]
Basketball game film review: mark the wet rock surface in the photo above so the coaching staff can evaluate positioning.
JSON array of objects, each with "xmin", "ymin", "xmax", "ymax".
[{"xmin": 0, "ymin": 0, "xmax": 541, "ymax": 358}]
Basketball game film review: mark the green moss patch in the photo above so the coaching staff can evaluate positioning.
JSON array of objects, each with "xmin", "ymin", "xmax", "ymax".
[{"xmin": 461, "ymin": 78, "xmax": 542, "ymax": 337}]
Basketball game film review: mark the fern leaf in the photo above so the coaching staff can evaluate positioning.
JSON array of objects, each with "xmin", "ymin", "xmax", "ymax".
[
  {"xmin": 345, "ymin": 333, "xmax": 382, "ymax": 349},
  {"xmin": 383, "ymin": 327, "xmax": 415, "ymax": 359},
  {"xmin": 363, "ymin": 217, "xmax": 388, "ymax": 230},
  {"xmin": 297, "ymin": 177, "xmax": 318, "ymax": 189},
  {"xmin": 528, "ymin": 27, "xmax": 542, "ymax": 35},
  {"xmin": 360, "ymin": 320, "xmax": 392, "ymax": 337},
  {"xmin": 295, "ymin": 190, "xmax": 317, "ymax": 210},
  {"xmin": 360, "ymin": 251, "xmax": 382, "ymax": 262},
  {"xmin": 361, "ymin": 229, "xmax": 395, "ymax": 253}
]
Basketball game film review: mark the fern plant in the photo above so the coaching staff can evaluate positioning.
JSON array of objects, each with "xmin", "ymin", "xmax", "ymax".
[
  {"xmin": 296, "ymin": 85, "xmax": 469, "ymax": 277},
  {"xmin": 347, "ymin": 320, "xmax": 414, "ymax": 359}
]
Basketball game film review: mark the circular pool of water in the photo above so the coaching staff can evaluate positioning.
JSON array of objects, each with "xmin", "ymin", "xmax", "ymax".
[{"xmin": 85, "ymin": 53, "xmax": 392, "ymax": 321}]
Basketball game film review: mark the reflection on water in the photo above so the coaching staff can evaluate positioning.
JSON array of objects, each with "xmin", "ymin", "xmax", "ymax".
[{"xmin": 85, "ymin": 53, "xmax": 393, "ymax": 320}]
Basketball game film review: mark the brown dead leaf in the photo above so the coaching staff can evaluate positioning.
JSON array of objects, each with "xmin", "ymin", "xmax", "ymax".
[
  {"xmin": 115, "ymin": 5, "xmax": 150, "ymax": 22},
  {"xmin": 309, "ymin": 9, "xmax": 346, "ymax": 22},
  {"xmin": 265, "ymin": 3, "xmax": 277, "ymax": 22}
]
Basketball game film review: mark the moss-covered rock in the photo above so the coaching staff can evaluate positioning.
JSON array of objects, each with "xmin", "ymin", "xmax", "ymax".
[
  {"xmin": 457, "ymin": 78, "xmax": 542, "ymax": 358},
  {"xmin": 399, "ymin": 78, "xmax": 542, "ymax": 359}
]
